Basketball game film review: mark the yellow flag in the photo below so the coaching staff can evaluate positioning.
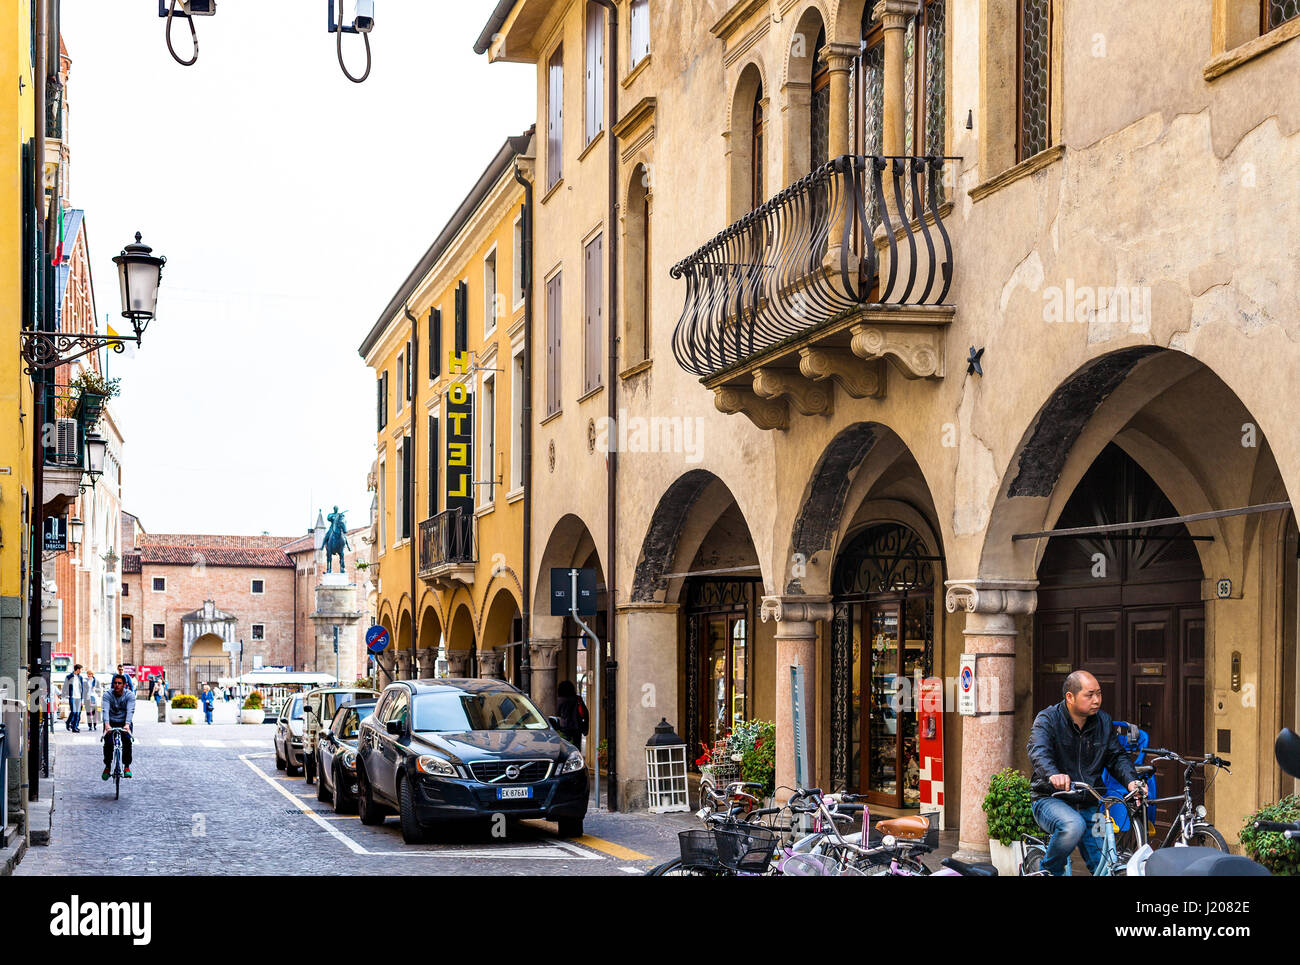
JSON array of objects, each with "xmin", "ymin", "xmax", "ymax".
[{"xmin": 106, "ymin": 322, "xmax": 136, "ymax": 359}]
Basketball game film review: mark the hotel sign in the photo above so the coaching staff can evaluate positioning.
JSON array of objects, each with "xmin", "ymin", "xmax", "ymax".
[{"xmin": 444, "ymin": 350, "xmax": 474, "ymax": 517}]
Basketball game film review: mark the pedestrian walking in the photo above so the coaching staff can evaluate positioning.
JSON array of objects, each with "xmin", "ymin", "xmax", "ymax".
[
  {"xmin": 555, "ymin": 680, "xmax": 589, "ymax": 748},
  {"xmin": 84, "ymin": 672, "xmax": 102, "ymax": 731},
  {"xmin": 63, "ymin": 664, "xmax": 86, "ymax": 732},
  {"xmin": 154, "ymin": 684, "xmax": 167, "ymax": 723},
  {"xmin": 116, "ymin": 664, "xmax": 135, "ymax": 692},
  {"xmin": 199, "ymin": 683, "xmax": 215, "ymax": 725}
]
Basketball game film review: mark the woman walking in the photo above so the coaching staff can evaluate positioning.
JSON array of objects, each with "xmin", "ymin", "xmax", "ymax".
[{"xmin": 84, "ymin": 672, "xmax": 102, "ymax": 731}]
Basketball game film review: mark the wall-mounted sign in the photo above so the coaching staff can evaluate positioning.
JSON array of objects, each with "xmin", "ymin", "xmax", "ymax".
[
  {"xmin": 444, "ymin": 350, "xmax": 474, "ymax": 518},
  {"xmin": 550, "ymin": 568, "xmax": 597, "ymax": 616},
  {"xmin": 43, "ymin": 516, "xmax": 67, "ymax": 553},
  {"xmin": 1216, "ymin": 578, "xmax": 1232, "ymax": 599},
  {"xmin": 958, "ymin": 654, "xmax": 977, "ymax": 716}
]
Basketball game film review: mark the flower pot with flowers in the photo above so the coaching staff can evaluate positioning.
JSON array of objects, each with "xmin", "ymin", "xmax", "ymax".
[
  {"xmin": 240, "ymin": 689, "xmax": 265, "ymax": 724},
  {"xmin": 65, "ymin": 370, "xmax": 120, "ymax": 432}
]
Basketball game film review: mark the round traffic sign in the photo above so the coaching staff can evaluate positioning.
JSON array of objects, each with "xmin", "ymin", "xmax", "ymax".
[
  {"xmin": 365, "ymin": 625, "xmax": 390, "ymax": 655},
  {"xmin": 960, "ymin": 666, "xmax": 973, "ymax": 692}
]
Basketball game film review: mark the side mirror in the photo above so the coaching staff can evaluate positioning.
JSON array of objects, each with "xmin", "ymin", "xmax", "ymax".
[
  {"xmin": 386, "ymin": 719, "xmax": 404, "ymax": 736},
  {"xmin": 548, "ymin": 716, "xmax": 561, "ymax": 731},
  {"xmin": 320, "ymin": 729, "xmax": 332, "ymax": 742}
]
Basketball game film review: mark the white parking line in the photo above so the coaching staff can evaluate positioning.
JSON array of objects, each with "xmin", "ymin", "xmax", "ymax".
[
  {"xmin": 619, "ymin": 866, "xmax": 644, "ymax": 875},
  {"xmin": 237, "ymin": 754, "xmax": 600, "ymax": 860},
  {"xmin": 200, "ymin": 740, "xmax": 223, "ymax": 748}
]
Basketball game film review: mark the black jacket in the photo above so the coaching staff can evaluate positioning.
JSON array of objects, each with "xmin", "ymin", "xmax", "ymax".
[{"xmin": 1027, "ymin": 701, "xmax": 1138, "ymax": 803}]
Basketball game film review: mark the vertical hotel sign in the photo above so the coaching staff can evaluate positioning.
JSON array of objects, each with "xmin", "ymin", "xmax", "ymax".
[{"xmin": 444, "ymin": 350, "xmax": 474, "ymax": 518}]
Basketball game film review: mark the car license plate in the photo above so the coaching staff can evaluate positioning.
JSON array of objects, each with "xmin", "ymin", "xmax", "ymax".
[{"xmin": 497, "ymin": 786, "xmax": 532, "ymax": 800}]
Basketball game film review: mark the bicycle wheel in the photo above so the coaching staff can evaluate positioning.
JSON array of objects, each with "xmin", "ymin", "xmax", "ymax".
[
  {"xmin": 1020, "ymin": 845, "xmax": 1046, "ymax": 876},
  {"xmin": 1184, "ymin": 824, "xmax": 1229, "ymax": 851},
  {"xmin": 645, "ymin": 858, "xmax": 714, "ymax": 876},
  {"xmin": 114, "ymin": 767, "xmax": 120, "ymax": 800}
]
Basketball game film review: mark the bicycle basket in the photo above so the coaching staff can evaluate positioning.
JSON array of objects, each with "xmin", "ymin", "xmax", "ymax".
[
  {"xmin": 677, "ymin": 829, "xmax": 723, "ymax": 872},
  {"xmin": 714, "ymin": 825, "xmax": 779, "ymax": 874},
  {"xmin": 780, "ymin": 853, "xmax": 845, "ymax": 876}
]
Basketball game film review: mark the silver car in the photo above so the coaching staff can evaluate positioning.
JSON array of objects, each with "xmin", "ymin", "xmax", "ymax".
[{"xmin": 273, "ymin": 693, "xmax": 306, "ymax": 775}]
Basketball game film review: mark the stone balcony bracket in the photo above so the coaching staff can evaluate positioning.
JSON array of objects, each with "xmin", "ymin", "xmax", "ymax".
[
  {"xmin": 850, "ymin": 320, "xmax": 946, "ymax": 380},
  {"xmin": 752, "ymin": 367, "xmax": 834, "ymax": 416},
  {"xmin": 714, "ymin": 385, "xmax": 789, "ymax": 431},
  {"xmin": 798, "ymin": 347, "xmax": 886, "ymax": 399}
]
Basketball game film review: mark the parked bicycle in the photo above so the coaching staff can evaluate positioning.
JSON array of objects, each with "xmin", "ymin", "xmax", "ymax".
[
  {"xmin": 646, "ymin": 782, "xmax": 783, "ymax": 876},
  {"xmin": 1141, "ymin": 748, "xmax": 1230, "ymax": 850}
]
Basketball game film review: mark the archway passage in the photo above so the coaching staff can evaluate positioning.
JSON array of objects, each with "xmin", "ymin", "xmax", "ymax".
[
  {"xmin": 1034, "ymin": 443, "xmax": 1205, "ymax": 826},
  {"xmin": 189, "ymin": 634, "xmax": 229, "ymax": 694},
  {"xmin": 446, "ymin": 603, "xmax": 477, "ymax": 677},
  {"xmin": 481, "ymin": 587, "xmax": 523, "ymax": 685}
]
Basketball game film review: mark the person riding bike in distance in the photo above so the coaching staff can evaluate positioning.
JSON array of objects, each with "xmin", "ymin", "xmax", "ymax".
[
  {"xmin": 102, "ymin": 673, "xmax": 136, "ymax": 780},
  {"xmin": 1027, "ymin": 670, "xmax": 1143, "ymax": 875}
]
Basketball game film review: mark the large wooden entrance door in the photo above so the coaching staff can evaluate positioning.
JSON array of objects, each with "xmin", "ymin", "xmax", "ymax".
[{"xmin": 1034, "ymin": 445, "xmax": 1206, "ymax": 830}]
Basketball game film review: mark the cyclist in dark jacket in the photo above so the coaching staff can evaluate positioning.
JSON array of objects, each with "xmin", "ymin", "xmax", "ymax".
[
  {"xmin": 102, "ymin": 674, "xmax": 137, "ymax": 780},
  {"xmin": 1027, "ymin": 670, "xmax": 1142, "ymax": 875}
]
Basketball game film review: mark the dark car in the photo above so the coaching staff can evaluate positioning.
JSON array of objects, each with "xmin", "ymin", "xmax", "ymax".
[
  {"xmin": 355, "ymin": 678, "xmax": 588, "ymax": 843},
  {"xmin": 316, "ymin": 699, "xmax": 377, "ymax": 813}
]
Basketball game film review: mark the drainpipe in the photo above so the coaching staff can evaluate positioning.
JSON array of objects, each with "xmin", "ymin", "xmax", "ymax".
[
  {"xmin": 593, "ymin": 0, "xmax": 619, "ymax": 811},
  {"xmin": 512, "ymin": 163, "xmax": 533, "ymax": 698},
  {"xmin": 404, "ymin": 306, "xmax": 419, "ymax": 676}
]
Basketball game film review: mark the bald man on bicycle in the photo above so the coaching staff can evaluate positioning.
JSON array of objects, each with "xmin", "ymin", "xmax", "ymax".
[
  {"xmin": 102, "ymin": 674, "xmax": 136, "ymax": 780},
  {"xmin": 1027, "ymin": 670, "xmax": 1143, "ymax": 875}
]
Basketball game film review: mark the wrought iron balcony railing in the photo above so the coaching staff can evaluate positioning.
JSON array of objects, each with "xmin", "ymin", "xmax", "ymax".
[
  {"xmin": 670, "ymin": 154, "xmax": 955, "ymax": 379},
  {"xmin": 418, "ymin": 508, "xmax": 475, "ymax": 576}
]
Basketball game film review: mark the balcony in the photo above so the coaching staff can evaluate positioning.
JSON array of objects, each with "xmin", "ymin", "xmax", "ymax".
[
  {"xmin": 671, "ymin": 154, "xmax": 957, "ymax": 430},
  {"xmin": 418, "ymin": 508, "xmax": 476, "ymax": 588}
]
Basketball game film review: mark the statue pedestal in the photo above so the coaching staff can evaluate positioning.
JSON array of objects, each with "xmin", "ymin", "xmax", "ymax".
[{"xmin": 309, "ymin": 580, "xmax": 364, "ymax": 684}]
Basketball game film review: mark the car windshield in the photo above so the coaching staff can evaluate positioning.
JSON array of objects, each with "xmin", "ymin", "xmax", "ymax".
[
  {"xmin": 337, "ymin": 705, "xmax": 374, "ymax": 739},
  {"xmin": 413, "ymin": 691, "xmax": 549, "ymax": 732}
]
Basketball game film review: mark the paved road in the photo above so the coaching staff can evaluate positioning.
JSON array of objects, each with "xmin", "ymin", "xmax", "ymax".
[{"xmin": 18, "ymin": 707, "xmax": 688, "ymax": 876}]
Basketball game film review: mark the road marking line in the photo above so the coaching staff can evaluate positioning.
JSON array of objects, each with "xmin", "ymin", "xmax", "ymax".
[
  {"xmin": 567, "ymin": 834, "xmax": 650, "ymax": 861},
  {"xmin": 200, "ymin": 740, "xmax": 223, "ymax": 747},
  {"xmin": 240, "ymin": 740, "xmax": 264, "ymax": 747},
  {"xmin": 158, "ymin": 739, "xmax": 182, "ymax": 746},
  {"xmin": 619, "ymin": 865, "xmax": 644, "ymax": 874},
  {"xmin": 238, "ymin": 754, "xmax": 600, "ymax": 860}
]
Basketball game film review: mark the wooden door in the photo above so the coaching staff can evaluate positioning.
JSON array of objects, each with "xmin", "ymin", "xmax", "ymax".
[{"xmin": 862, "ymin": 603, "xmax": 902, "ymax": 806}]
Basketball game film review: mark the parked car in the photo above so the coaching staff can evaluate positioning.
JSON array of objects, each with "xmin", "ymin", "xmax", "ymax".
[
  {"xmin": 317, "ymin": 699, "xmax": 378, "ymax": 813},
  {"xmin": 301, "ymin": 686, "xmax": 379, "ymax": 783},
  {"xmin": 355, "ymin": 679, "xmax": 588, "ymax": 844},
  {"xmin": 273, "ymin": 693, "xmax": 306, "ymax": 775}
]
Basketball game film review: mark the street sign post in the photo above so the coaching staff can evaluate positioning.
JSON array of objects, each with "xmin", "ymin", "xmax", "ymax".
[
  {"xmin": 365, "ymin": 624, "xmax": 390, "ymax": 655},
  {"xmin": 333, "ymin": 625, "xmax": 340, "ymax": 684},
  {"xmin": 552, "ymin": 567, "xmax": 600, "ymax": 808}
]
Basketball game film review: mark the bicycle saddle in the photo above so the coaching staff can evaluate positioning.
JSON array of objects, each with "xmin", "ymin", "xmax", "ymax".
[
  {"xmin": 875, "ymin": 815, "xmax": 930, "ymax": 839},
  {"xmin": 1144, "ymin": 846, "xmax": 1270, "ymax": 877},
  {"xmin": 941, "ymin": 857, "xmax": 998, "ymax": 876}
]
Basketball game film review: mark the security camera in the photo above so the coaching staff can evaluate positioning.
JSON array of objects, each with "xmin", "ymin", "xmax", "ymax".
[{"xmin": 353, "ymin": 0, "xmax": 374, "ymax": 32}]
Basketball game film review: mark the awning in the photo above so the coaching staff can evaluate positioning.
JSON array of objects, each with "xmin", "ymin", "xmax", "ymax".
[{"xmin": 234, "ymin": 671, "xmax": 338, "ymax": 686}]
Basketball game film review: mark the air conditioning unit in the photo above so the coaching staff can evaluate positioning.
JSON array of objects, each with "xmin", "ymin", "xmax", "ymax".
[{"xmin": 54, "ymin": 418, "xmax": 79, "ymax": 466}]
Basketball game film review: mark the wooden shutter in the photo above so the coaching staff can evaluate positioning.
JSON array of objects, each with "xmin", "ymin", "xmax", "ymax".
[
  {"xmin": 630, "ymin": 0, "xmax": 649, "ymax": 67},
  {"xmin": 401, "ymin": 434, "xmax": 412, "ymax": 540},
  {"xmin": 455, "ymin": 282, "xmax": 468, "ymax": 355},
  {"xmin": 428, "ymin": 416, "xmax": 438, "ymax": 517},
  {"xmin": 546, "ymin": 273, "xmax": 562, "ymax": 416},
  {"xmin": 584, "ymin": 234, "xmax": 603, "ymax": 394},
  {"xmin": 376, "ymin": 376, "xmax": 384, "ymax": 431},
  {"xmin": 429, "ymin": 307, "xmax": 441, "ymax": 378},
  {"xmin": 379, "ymin": 371, "xmax": 388, "ymax": 428},
  {"xmin": 585, "ymin": 4, "xmax": 603, "ymax": 145},
  {"xmin": 405, "ymin": 341, "xmax": 413, "ymax": 400},
  {"xmin": 547, "ymin": 46, "xmax": 563, "ymax": 190}
]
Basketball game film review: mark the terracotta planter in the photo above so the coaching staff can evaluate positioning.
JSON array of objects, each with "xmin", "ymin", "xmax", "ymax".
[
  {"xmin": 169, "ymin": 708, "xmax": 197, "ymax": 725},
  {"xmin": 239, "ymin": 708, "xmax": 265, "ymax": 724}
]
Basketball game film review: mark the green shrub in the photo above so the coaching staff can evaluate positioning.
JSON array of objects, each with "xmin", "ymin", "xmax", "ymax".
[
  {"xmin": 174, "ymin": 718, "xmax": 195, "ymax": 725},
  {"xmin": 170, "ymin": 694, "xmax": 198, "ymax": 709},
  {"xmin": 982, "ymin": 767, "xmax": 1038, "ymax": 845},
  {"xmin": 1240, "ymin": 795, "xmax": 1300, "ymax": 875},
  {"xmin": 242, "ymin": 690, "xmax": 263, "ymax": 710},
  {"xmin": 731, "ymin": 720, "xmax": 776, "ymax": 796}
]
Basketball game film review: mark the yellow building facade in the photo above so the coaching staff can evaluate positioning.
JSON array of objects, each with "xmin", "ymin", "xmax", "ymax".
[{"xmin": 361, "ymin": 132, "xmax": 534, "ymax": 695}]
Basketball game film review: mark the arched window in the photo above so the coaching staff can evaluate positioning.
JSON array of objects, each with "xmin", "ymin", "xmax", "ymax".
[
  {"xmin": 751, "ymin": 82, "xmax": 765, "ymax": 209},
  {"xmin": 623, "ymin": 164, "xmax": 651, "ymax": 365}
]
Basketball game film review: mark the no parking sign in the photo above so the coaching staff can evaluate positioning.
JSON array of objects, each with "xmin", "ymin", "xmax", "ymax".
[{"xmin": 958, "ymin": 654, "xmax": 976, "ymax": 716}]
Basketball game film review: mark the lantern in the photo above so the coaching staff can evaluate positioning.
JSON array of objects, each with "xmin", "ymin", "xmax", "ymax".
[
  {"xmin": 112, "ymin": 232, "xmax": 166, "ymax": 335},
  {"xmin": 644, "ymin": 717, "xmax": 689, "ymax": 813}
]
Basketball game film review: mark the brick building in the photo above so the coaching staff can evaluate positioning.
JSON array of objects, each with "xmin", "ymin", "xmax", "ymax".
[{"xmin": 119, "ymin": 514, "xmax": 370, "ymax": 694}]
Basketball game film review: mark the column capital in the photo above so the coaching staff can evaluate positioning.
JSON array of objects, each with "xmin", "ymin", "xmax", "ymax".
[
  {"xmin": 528, "ymin": 640, "xmax": 561, "ymax": 670},
  {"xmin": 873, "ymin": 0, "xmax": 921, "ymax": 30},
  {"xmin": 820, "ymin": 41, "xmax": 859, "ymax": 73},
  {"xmin": 760, "ymin": 595, "xmax": 834, "ymax": 625},
  {"xmin": 944, "ymin": 579, "xmax": 1038, "ymax": 616},
  {"xmin": 445, "ymin": 650, "xmax": 471, "ymax": 676}
]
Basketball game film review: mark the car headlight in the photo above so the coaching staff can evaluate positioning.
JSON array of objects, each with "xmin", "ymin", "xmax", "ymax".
[
  {"xmin": 559, "ymin": 750, "xmax": 585, "ymax": 774},
  {"xmin": 416, "ymin": 755, "xmax": 457, "ymax": 777},
  {"xmin": 342, "ymin": 750, "xmax": 357, "ymax": 769}
]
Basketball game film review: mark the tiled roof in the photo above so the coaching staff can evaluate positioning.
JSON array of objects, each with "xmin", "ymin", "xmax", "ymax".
[
  {"xmin": 122, "ymin": 553, "xmax": 142, "ymax": 574},
  {"xmin": 139, "ymin": 533, "xmax": 298, "ymax": 549},
  {"xmin": 136, "ymin": 545, "xmax": 294, "ymax": 569},
  {"xmin": 281, "ymin": 526, "xmax": 368, "ymax": 556}
]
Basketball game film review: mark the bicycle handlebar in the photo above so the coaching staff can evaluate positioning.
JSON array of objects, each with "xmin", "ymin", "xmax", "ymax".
[{"xmin": 1254, "ymin": 820, "xmax": 1300, "ymax": 834}]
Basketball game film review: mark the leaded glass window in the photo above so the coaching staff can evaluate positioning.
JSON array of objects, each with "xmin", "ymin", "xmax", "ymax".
[
  {"xmin": 1265, "ymin": 0, "xmax": 1300, "ymax": 31},
  {"xmin": 811, "ymin": 28, "xmax": 831, "ymax": 172},
  {"xmin": 1018, "ymin": 0, "xmax": 1051, "ymax": 161},
  {"xmin": 924, "ymin": 0, "xmax": 947, "ymax": 205}
]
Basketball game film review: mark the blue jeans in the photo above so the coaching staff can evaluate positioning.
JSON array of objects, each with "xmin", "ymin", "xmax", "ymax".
[{"xmin": 1032, "ymin": 797, "xmax": 1104, "ymax": 876}]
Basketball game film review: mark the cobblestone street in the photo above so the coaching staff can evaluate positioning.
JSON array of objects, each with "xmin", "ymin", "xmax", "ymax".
[{"xmin": 17, "ymin": 705, "xmax": 686, "ymax": 876}]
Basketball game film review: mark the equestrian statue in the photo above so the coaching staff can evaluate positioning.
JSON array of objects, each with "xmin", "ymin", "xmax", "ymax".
[{"xmin": 323, "ymin": 506, "xmax": 351, "ymax": 575}]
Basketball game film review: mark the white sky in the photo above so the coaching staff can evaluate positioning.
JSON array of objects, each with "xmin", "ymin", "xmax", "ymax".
[{"xmin": 60, "ymin": 1, "xmax": 532, "ymax": 538}]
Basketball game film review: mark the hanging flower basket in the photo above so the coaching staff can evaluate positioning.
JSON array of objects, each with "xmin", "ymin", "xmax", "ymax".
[{"xmin": 75, "ymin": 391, "xmax": 106, "ymax": 430}]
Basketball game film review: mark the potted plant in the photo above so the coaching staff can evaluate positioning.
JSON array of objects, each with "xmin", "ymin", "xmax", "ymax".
[
  {"xmin": 239, "ymin": 689, "xmax": 265, "ymax": 724},
  {"xmin": 982, "ymin": 767, "xmax": 1038, "ymax": 875},
  {"xmin": 66, "ymin": 370, "xmax": 121, "ymax": 431},
  {"xmin": 169, "ymin": 693, "xmax": 199, "ymax": 725},
  {"xmin": 733, "ymin": 720, "xmax": 777, "ymax": 801},
  {"xmin": 1240, "ymin": 795, "xmax": 1300, "ymax": 875}
]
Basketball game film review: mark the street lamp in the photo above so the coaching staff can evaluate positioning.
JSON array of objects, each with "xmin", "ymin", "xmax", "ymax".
[
  {"xmin": 20, "ymin": 231, "xmax": 167, "ymax": 370},
  {"xmin": 80, "ymin": 432, "xmax": 107, "ymax": 494},
  {"xmin": 68, "ymin": 516, "xmax": 84, "ymax": 547}
]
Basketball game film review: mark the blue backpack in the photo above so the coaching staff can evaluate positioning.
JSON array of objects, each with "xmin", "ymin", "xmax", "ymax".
[{"xmin": 1103, "ymin": 720, "xmax": 1157, "ymax": 830}]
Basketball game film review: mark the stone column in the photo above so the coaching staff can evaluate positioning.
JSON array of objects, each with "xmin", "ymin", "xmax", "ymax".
[
  {"xmin": 944, "ymin": 579, "xmax": 1037, "ymax": 861},
  {"xmin": 823, "ymin": 41, "xmax": 859, "ymax": 266},
  {"xmin": 761, "ymin": 596, "xmax": 833, "ymax": 799},
  {"xmin": 529, "ymin": 640, "xmax": 561, "ymax": 715},
  {"xmin": 874, "ymin": 0, "xmax": 912, "ymax": 157},
  {"xmin": 615, "ymin": 602, "xmax": 681, "ymax": 810},
  {"xmin": 395, "ymin": 650, "xmax": 413, "ymax": 680},
  {"xmin": 477, "ymin": 648, "xmax": 505, "ymax": 679},
  {"xmin": 414, "ymin": 648, "xmax": 437, "ymax": 679},
  {"xmin": 445, "ymin": 650, "xmax": 472, "ymax": 678}
]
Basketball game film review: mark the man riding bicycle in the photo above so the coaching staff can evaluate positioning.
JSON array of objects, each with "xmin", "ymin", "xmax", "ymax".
[
  {"xmin": 102, "ymin": 673, "xmax": 136, "ymax": 780},
  {"xmin": 1027, "ymin": 670, "xmax": 1143, "ymax": 875}
]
